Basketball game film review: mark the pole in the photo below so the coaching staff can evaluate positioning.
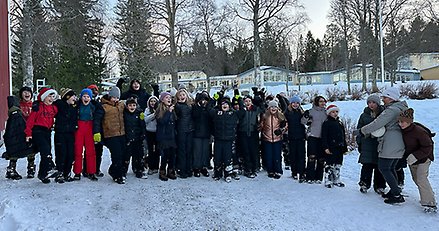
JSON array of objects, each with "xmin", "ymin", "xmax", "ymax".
[{"xmin": 379, "ymin": 0, "xmax": 385, "ymax": 83}]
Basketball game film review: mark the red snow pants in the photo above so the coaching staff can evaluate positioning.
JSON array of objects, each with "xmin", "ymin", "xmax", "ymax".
[{"xmin": 74, "ymin": 120, "xmax": 96, "ymax": 174}]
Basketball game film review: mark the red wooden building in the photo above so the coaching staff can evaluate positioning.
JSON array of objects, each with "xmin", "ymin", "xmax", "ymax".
[{"xmin": 0, "ymin": 0, "xmax": 11, "ymax": 138}]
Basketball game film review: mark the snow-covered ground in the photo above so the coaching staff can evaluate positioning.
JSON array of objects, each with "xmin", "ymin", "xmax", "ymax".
[{"xmin": 2, "ymin": 83, "xmax": 439, "ymax": 230}]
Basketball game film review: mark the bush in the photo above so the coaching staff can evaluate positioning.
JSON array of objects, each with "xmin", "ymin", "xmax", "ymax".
[
  {"xmin": 341, "ymin": 116, "xmax": 357, "ymax": 152},
  {"xmin": 300, "ymin": 89, "xmax": 319, "ymax": 104},
  {"xmin": 326, "ymin": 87, "xmax": 347, "ymax": 102},
  {"xmin": 400, "ymin": 82, "xmax": 438, "ymax": 99},
  {"xmin": 350, "ymin": 86, "xmax": 364, "ymax": 101}
]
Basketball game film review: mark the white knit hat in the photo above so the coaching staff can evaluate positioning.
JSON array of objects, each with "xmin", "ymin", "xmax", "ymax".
[
  {"xmin": 267, "ymin": 100, "xmax": 279, "ymax": 108},
  {"xmin": 382, "ymin": 87, "xmax": 400, "ymax": 101}
]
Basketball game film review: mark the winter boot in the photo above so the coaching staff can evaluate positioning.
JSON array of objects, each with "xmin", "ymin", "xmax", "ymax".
[
  {"xmin": 384, "ymin": 194, "xmax": 405, "ymax": 204},
  {"xmin": 201, "ymin": 168, "xmax": 210, "ymax": 177},
  {"xmin": 224, "ymin": 165, "xmax": 233, "ymax": 182},
  {"xmin": 88, "ymin": 174, "xmax": 99, "ymax": 181},
  {"xmin": 159, "ymin": 169, "xmax": 168, "ymax": 181},
  {"xmin": 73, "ymin": 174, "xmax": 81, "ymax": 181},
  {"xmin": 213, "ymin": 166, "xmax": 223, "ymax": 181},
  {"xmin": 333, "ymin": 164, "xmax": 345, "ymax": 187},
  {"xmin": 167, "ymin": 169, "xmax": 177, "ymax": 180},
  {"xmin": 359, "ymin": 181, "xmax": 368, "ymax": 193},
  {"xmin": 55, "ymin": 175, "xmax": 65, "ymax": 184},
  {"xmin": 6, "ymin": 165, "xmax": 22, "ymax": 180},
  {"xmin": 135, "ymin": 171, "xmax": 148, "ymax": 179},
  {"xmin": 324, "ymin": 165, "xmax": 333, "ymax": 188},
  {"xmin": 423, "ymin": 205, "xmax": 438, "ymax": 213},
  {"xmin": 96, "ymin": 170, "xmax": 104, "ymax": 177},
  {"xmin": 27, "ymin": 163, "xmax": 36, "ymax": 179},
  {"xmin": 193, "ymin": 169, "xmax": 201, "ymax": 177}
]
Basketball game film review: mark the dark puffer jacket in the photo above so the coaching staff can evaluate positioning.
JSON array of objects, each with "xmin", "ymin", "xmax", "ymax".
[
  {"xmin": 121, "ymin": 80, "xmax": 151, "ymax": 111},
  {"xmin": 356, "ymin": 106, "xmax": 384, "ymax": 164},
  {"xmin": 209, "ymin": 109, "xmax": 239, "ymax": 141},
  {"xmin": 321, "ymin": 116, "xmax": 347, "ymax": 153},
  {"xmin": 285, "ymin": 108, "xmax": 306, "ymax": 140},
  {"xmin": 192, "ymin": 103, "xmax": 211, "ymax": 138},
  {"xmin": 237, "ymin": 105, "xmax": 264, "ymax": 136},
  {"xmin": 175, "ymin": 102, "xmax": 193, "ymax": 133},
  {"xmin": 156, "ymin": 111, "xmax": 177, "ymax": 143},
  {"xmin": 401, "ymin": 123, "xmax": 434, "ymax": 165},
  {"xmin": 3, "ymin": 96, "xmax": 33, "ymax": 159},
  {"xmin": 124, "ymin": 108, "xmax": 146, "ymax": 142},
  {"xmin": 53, "ymin": 99, "xmax": 78, "ymax": 133}
]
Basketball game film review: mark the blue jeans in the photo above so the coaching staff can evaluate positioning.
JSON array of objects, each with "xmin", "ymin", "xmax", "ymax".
[
  {"xmin": 263, "ymin": 141, "xmax": 283, "ymax": 174},
  {"xmin": 378, "ymin": 158, "xmax": 401, "ymax": 196}
]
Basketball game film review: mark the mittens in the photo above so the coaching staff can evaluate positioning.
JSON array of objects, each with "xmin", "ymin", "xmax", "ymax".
[{"xmin": 93, "ymin": 133, "xmax": 101, "ymax": 143}]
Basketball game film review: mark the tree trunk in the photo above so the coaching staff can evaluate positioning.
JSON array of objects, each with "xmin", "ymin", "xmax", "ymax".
[
  {"xmin": 167, "ymin": 0, "xmax": 178, "ymax": 89},
  {"xmin": 22, "ymin": 0, "xmax": 34, "ymax": 89},
  {"xmin": 253, "ymin": 0, "xmax": 262, "ymax": 87}
]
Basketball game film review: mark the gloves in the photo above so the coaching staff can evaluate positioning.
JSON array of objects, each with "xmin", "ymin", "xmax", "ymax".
[
  {"xmin": 93, "ymin": 133, "xmax": 101, "ymax": 143},
  {"xmin": 274, "ymin": 129, "xmax": 282, "ymax": 136},
  {"xmin": 280, "ymin": 120, "xmax": 287, "ymax": 128},
  {"xmin": 406, "ymin": 154, "xmax": 417, "ymax": 165},
  {"xmin": 213, "ymin": 92, "xmax": 220, "ymax": 101},
  {"xmin": 353, "ymin": 129, "xmax": 363, "ymax": 137},
  {"xmin": 139, "ymin": 112, "xmax": 145, "ymax": 120},
  {"xmin": 151, "ymin": 84, "xmax": 159, "ymax": 91}
]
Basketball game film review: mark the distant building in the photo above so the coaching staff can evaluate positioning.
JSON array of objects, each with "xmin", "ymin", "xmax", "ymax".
[
  {"xmin": 420, "ymin": 65, "xmax": 439, "ymax": 80},
  {"xmin": 398, "ymin": 53, "xmax": 439, "ymax": 70},
  {"xmin": 237, "ymin": 66, "xmax": 293, "ymax": 87}
]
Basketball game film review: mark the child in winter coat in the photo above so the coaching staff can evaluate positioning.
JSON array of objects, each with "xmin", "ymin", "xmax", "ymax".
[
  {"xmin": 175, "ymin": 89, "xmax": 194, "ymax": 178},
  {"xmin": 53, "ymin": 88, "xmax": 78, "ymax": 183},
  {"xmin": 124, "ymin": 97, "xmax": 147, "ymax": 179},
  {"xmin": 284, "ymin": 95, "xmax": 306, "ymax": 182},
  {"xmin": 398, "ymin": 108, "xmax": 437, "ymax": 213},
  {"xmin": 192, "ymin": 92, "xmax": 212, "ymax": 178},
  {"xmin": 321, "ymin": 104, "xmax": 347, "ymax": 188},
  {"xmin": 73, "ymin": 89, "xmax": 98, "ymax": 181},
  {"xmin": 155, "ymin": 92, "xmax": 178, "ymax": 181},
  {"xmin": 3, "ymin": 96, "xmax": 33, "ymax": 180},
  {"xmin": 356, "ymin": 94, "xmax": 386, "ymax": 194},
  {"xmin": 144, "ymin": 96, "xmax": 159, "ymax": 175},
  {"xmin": 87, "ymin": 84, "xmax": 105, "ymax": 177},
  {"xmin": 301, "ymin": 96, "xmax": 327, "ymax": 183},
  {"xmin": 101, "ymin": 87, "xmax": 127, "ymax": 184},
  {"xmin": 209, "ymin": 97, "xmax": 239, "ymax": 182},
  {"xmin": 260, "ymin": 100, "xmax": 287, "ymax": 179},
  {"xmin": 25, "ymin": 88, "xmax": 58, "ymax": 183},
  {"xmin": 19, "ymin": 86, "xmax": 37, "ymax": 178}
]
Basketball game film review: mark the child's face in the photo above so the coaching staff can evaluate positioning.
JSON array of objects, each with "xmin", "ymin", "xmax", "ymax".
[
  {"xmin": 162, "ymin": 95, "xmax": 172, "ymax": 106},
  {"xmin": 318, "ymin": 98, "xmax": 326, "ymax": 108},
  {"xmin": 398, "ymin": 120, "xmax": 410, "ymax": 129},
  {"xmin": 91, "ymin": 88, "xmax": 99, "ymax": 97},
  {"xmin": 127, "ymin": 103, "xmax": 137, "ymax": 113},
  {"xmin": 291, "ymin": 102, "xmax": 299, "ymax": 109},
  {"xmin": 221, "ymin": 102, "xmax": 230, "ymax": 111},
  {"xmin": 244, "ymin": 98, "xmax": 253, "ymax": 107},
  {"xmin": 43, "ymin": 93, "xmax": 56, "ymax": 105},
  {"xmin": 110, "ymin": 96, "xmax": 119, "ymax": 103},
  {"xmin": 367, "ymin": 101, "xmax": 378, "ymax": 110},
  {"xmin": 269, "ymin": 106, "xmax": 278, "ymax": 114},
  {"xmin": 329, "ymin": 110, "xmax": 339, "ymax": 119},
  {"xmin": 22, "ymin": 91, "xmax": 32, "ymax": 102},
  {"xmin": 67, "ymin": 95, "xmax": 77, "ymax": 105},
  {"xmin": 82, "ymin": 94, "xmax": 91, "ymax": 105},
  {"xmin": 177, "ymin": 91, "xmax": 187, "ymax": 103},
  {"xmin": 149, "ymin": 98, "xmax": 157, "ymax": 108},
  {"xmin": 132, "ymin": 81, "xmax": 140, "ymax": 91}
]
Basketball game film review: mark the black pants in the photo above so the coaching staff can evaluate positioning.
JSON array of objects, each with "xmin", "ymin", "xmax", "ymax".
[
  {"xmin": 124, "ymin": 139, "xmax": 145, "ymax": 174},
  {"xmin": 214, "ymin": 140, "xmax": 233, "ymax": 169},
  {"xmin": 176, "ymin": 131, "xmax": 193, "ymax": 175},
  {"xmin": 146, "ymin": 131, "xmax": 159, "ymax": 170},
  {"xmin": 105, "ymin": 136, "xmax": 126, "ymax": 179},
  {"xmin": 238, "ymin": 132, "xmax": 259, "ymax": 173},
  {"xmin": 378, "ymin": 158, "xmax": 401, "ymax": 196},
  {"xmin": 54, "ymin": 132, "xmax": 75, "ymax": 176},
  {"xmin": 288, "ymin": 138, "xmax": 306, "ymax": 177},
  {"xmin": 32, "ymin": 127, "xmax": 55, "ymax": 179},
  {"xmin": 193, "ymin": 137, "xmax": 210, "ymax": 169},
  {"xmin": 306, "ymin": 137, "xmax": 324, "ymax": 181},
  {"xmin": 160, "ymin": 147, "xmax": 176, "ymax": 170},
  {"xmin": 360, "ymin": 163, "xmax": 386, "ymax": 189}
]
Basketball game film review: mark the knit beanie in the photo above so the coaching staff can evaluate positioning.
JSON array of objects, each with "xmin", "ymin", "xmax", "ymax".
[
  {"xmin": 367, "ymin": 94, "xmax": 381, "ymax": 105},
  {"xmin": 220, "ymin": 97, "xmax": 231, "ymax": 106},
  {"xmin": 108, "ymin": 87, "xmax": 121, "ymax": 98},
  {"xmin": 60, "ymin": 88, "xmax": 75, "ymax": 100},
  {"xmin": 80, "ymin": 88, "xmax": 93, "ymax": 98},
  {"xmin": 126, "ymin": 97, "xmax": 137, "ymax": 105},
  {"xmin": 398, "ymin": 108, "xmax": 414, "ymax": 123},
  {"xmin": 19, "ymin": 86, "xmax": 32, "ymax": 99},
  {"xmin": 289, "ymin": 95, "xmax": 301, "ymax": 104},
  {"xmin": 382, "ymin": 87, "xmax": 400, "ymax": 101},
  {"xmin": 37, "ymin": 87, "xmax": 58, "ymax": 102},
  {"xmin": 326, "ymin": 104, "xmax": 340, "ymax": 115},
  {"xmin": 267, "ymin": 100, "xmax": 279, "ymax": 108},
  {"xmin": 159, "ymin": 92, "xmax": 172, "ymax": 102}
]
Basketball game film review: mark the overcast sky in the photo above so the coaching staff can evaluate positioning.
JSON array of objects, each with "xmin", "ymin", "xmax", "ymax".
[{"xmin": 107, "ymin": 0, "xmax": 330, "ymax": 39}]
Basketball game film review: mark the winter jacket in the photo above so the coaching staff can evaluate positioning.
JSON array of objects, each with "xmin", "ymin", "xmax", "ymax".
[
  {"xmin": 121, "ymin": 84, "xmax": 151, "ymax": 111},
  {"xmin": 24, "ymin": 101, "xmax": 58, "ymax": 137},
  {"xmin": 3, "ymin": 96, "xmax": 33, "ymax": 159},
  {"xmin": 209, "ymin": 109, "xmax": 239, "ymax": 141},
  {"xmin": 124, "ymin": 108, "xmax": 146, "ymax": 143},
  {"xmin": 19, "ymin": 100, "xmax": 32, "ymax": 121},
  {"xmin": 301, "ymin": 105, "xmax": 326, "ymax": 138},
  {"xmin": 90, "ymin": 99, "xmax": 105, "ymax": 134},
  {"xmin": 144, "ymin": 96, "xmax": 158, "ymax": 132},
  {"xmin": 260, "ymin": 114, "xmax": 287, "ymax": 143},
  {"xmin": 192, "ymin": 103, "xmax": 211, "ymax": 138},
  {"xmin": 156, "ymin": 111, "xmax": 177, "ymax": 143},
  {"xmin": 175, "ymin": 102, "xmax": 193, "ymax": 133},
  {"xmin": 285, "ymin": 108, "xmax": 306, "ymax": 140},
  {"xmin": 401, "ymin": 123, "xmax": 434, "ymax": 165},
  {"xmin": 236, "ymin": 105, "xmax": 264, "ymax": 136},
  {"xmin": 53, "ymin": 99, "xmax": 78, "ymax": 133},
  {"xmin": 321, "ymin": 116, "xmax": 347, "ymax": 153},
  {"xmin": 101, "ymin": 96, "xmax": 125, "ymax": 138},
  {"xmin": 356, "ymin": 106, "xmax": 384, "ymax": 164},
  {"xmin": 361, "ymin": 101, "xmax": 408, "ymax": 159}
]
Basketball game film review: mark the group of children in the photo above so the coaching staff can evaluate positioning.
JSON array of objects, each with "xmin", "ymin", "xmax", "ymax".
[{"xmin": 2, "ymin": 83, "xmax": 436, "ymax": 212}]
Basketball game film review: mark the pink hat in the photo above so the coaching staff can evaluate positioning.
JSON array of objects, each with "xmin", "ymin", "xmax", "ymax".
[
  {"xmin": 159, "ymin": 92, "xmax": 172, "ymax": 102},
  {"xmin": 326, "ymin": 104, "xmax": 340, "ymax": 115}
]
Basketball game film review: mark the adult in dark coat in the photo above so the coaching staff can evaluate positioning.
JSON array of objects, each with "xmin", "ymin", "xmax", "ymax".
[
  {"xmin": 356, "ymin": 94, "xmax": 386, "ymax": 194},
  {"xmin": 192, "ymin": 92, "xmax": 212, "ymax": 177},
  {"xmin": 3, "ymin": 96, "xmax": 33, "ymax": 180},
  {"xmin": 120, "ymin": 79, "xmax": 151, "ymax": 111}
]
